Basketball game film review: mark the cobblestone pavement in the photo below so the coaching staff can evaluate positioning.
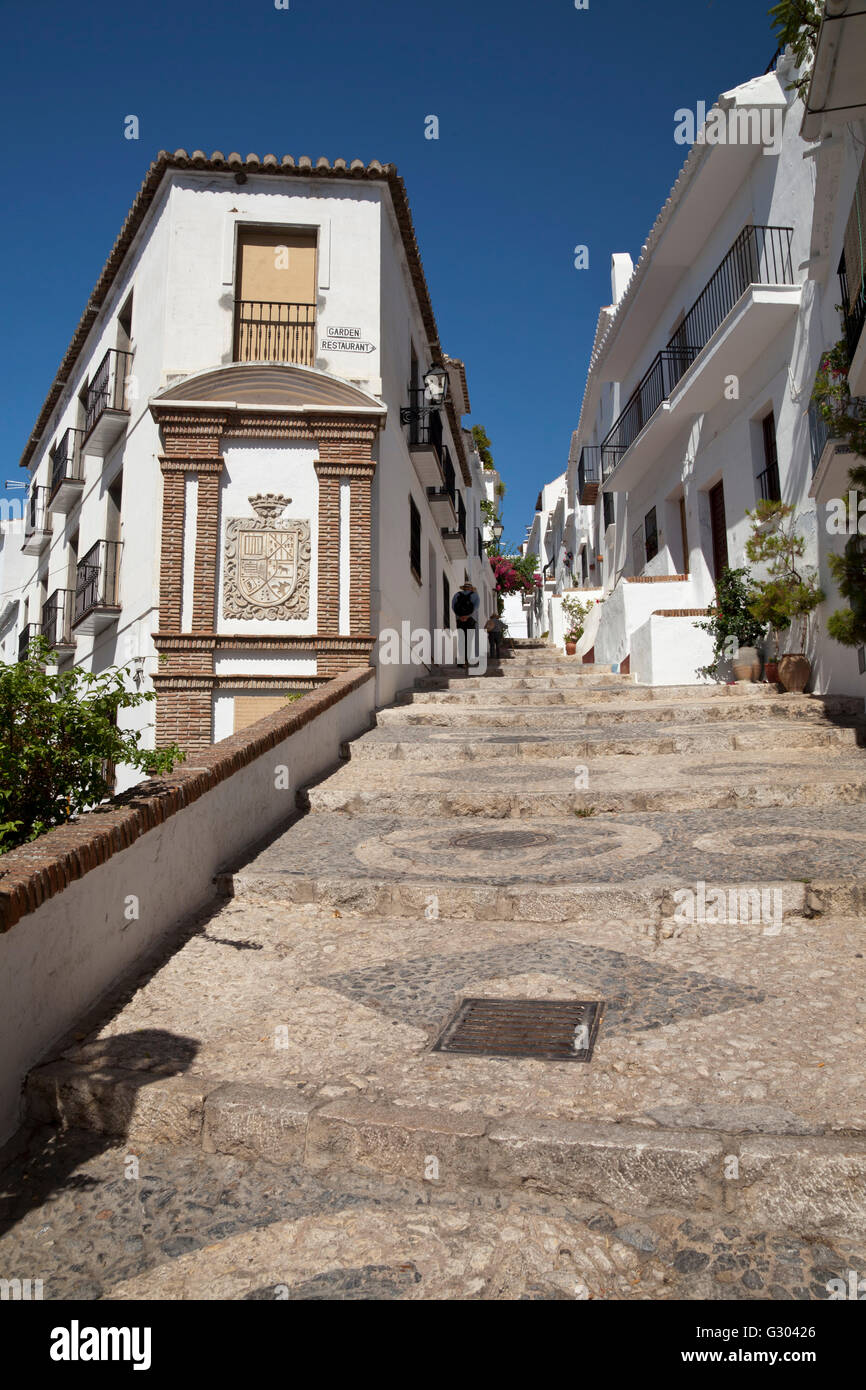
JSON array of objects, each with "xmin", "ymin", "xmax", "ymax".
[
  {"xmin": 6, "ymin": 647, "xmax": 866, "ymax": 1300},
  {"xmin": 1, "ymin": 1133, "xmax": 864, "ymax": 1300}
]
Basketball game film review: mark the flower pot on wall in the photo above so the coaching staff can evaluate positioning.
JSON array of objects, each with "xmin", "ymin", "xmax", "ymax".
[
  {"xmin": 565, "ymin": 640, "xmax": 577, "ymax": 655},
  {"xmin": 732, "ymin": 646, "xmax": 761, "ymax": 681},
  {"xmin": 765, "ymin": 659, "xmax": 780, "ymax": 684},
  {"xmin": 778, "ymin": 653, "xmax": 811, "ymax": 693}
]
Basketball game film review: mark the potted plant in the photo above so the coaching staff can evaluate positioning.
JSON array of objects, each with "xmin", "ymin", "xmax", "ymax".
[
  {"xmin": 745, "ymin": 501, "xmax": 825, "ymax": 692},
  {"xmin": 696, "ymin": 566, "xmax": 765, "ymax": 681},
  {"xmin": 562, "ymin": 595, "xmax": 593, "ymax": 655}
]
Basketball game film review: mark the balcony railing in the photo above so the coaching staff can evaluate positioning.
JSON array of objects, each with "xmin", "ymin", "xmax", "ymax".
[
  {"xmin": 757, "ymin": 460, "xmax": 781, "ymax": 502},
  {"xmin": 75, "ymin": 540, "xmax": 121, "ymax": 625},
  {"xmin": 25, "ymin": 486, "xmax": 52, "ymax": 536},
  {"xmin": 233, "ymin": 300, "xmax": 316, "ymax": 366},
  {"xmin": 17, "ymin": 624, "xmax": 41, "ymax": 663},
  {"xmin": 49, "ymin": 427, "xmax": 85, "ymax": 500},
  {"xmin": 84, "ymin": 349, "xmax": 134, "ymax": 440},
  {"xmin": 601, "ymin": 224, "xmax": 794, "ymax": 479},
  {"xmin": 577, "ymin": 446, "xmax": 602, "ymax": 502},
  {"xmin": 42, "ymin": 589, "xmax": 76, "ymax": 649},
  {"xmin": 402, "ymin": 388, "xmax": 444, "ymax": 452}
]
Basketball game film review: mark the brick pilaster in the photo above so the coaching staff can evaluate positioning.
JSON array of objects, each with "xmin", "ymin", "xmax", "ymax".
[
  {"xmin": 192, "ymin": 469, "xmax": 222, "ymax": 631},
  {"xmin": 158, "ymin": 467, "xmax": 185, "ymax": 630},
  {"xmin": 314, "ymin": 465, "xmax": 341, "ymax": 636}
]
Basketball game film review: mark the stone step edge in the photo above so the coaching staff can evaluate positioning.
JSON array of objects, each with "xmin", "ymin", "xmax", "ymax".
[
  {"xmin": 24, "ymin": 1064, "xmax": 866, "ymax": 1235},
  {"xmin": 220, "ymin": 873, "xmax": 866, "ymax": 923},
  {"xmin": 299, "ymin": 782, "xmax": 866, "ymax": 814}
]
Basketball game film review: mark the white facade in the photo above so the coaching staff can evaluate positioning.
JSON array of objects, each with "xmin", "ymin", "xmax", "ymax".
[
  {"xmin": 556, "ymin": 56, "xmax": 866, "ymax": 691},
  {"xmin": 10, "ymin": 154, "xmax": 496, "ymax": 783}
]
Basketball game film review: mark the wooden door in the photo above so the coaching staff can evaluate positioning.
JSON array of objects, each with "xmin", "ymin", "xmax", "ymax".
[{"xmin": 709, "ymin": 481, "xmax": 728, "ymax": 581}]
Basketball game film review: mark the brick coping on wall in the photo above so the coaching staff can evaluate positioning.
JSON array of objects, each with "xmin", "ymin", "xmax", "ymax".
[
  {"xmin": 625, "ymin": 575, "xmax": 689, "ymax": 583},
  {"xmin": 0, "ymin": 665, "xmax": 374, "ymax": 934},
  {"xmin": 651, "ymin": 608, "xmax": 712, "ymax": 617}
]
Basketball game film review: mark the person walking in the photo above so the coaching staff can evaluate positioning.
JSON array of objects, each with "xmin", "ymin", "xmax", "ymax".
[
  {"xmin": 484, "ymin": 612, "xmax": 506, "ymax": 661},
  {"xmin": 452, "ymin": 580, "xmax": 480, "ymax": 669}
]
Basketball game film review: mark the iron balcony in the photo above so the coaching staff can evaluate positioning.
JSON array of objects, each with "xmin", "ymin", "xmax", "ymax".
[
  {"xmin": 84, "ymin": 349, "xmax": 134, "ymax": 455},
  {"xmin": 577, "ymin": 446, "xmax": 602, "ymax": 505},
  {"xmin": 601, "ymin": 224, "xmax": 796, "ymax": 486},
  {"xmin": 233, "ymin": 300, "xmax": 316, "ymax": 366},
  {"xmin": 73, "ymin": 540, "xmax": 122, "ymax": 635},
  {"xmin": 22, "ymin": 485, "xmax": 53, "ymax": 554},
  {"xmin": 42, "ymin": 589, "xmax": 77, "ymax": 652},
  {"xmin": 48, "ymin": 428, "xmax": 85, "ymax": 512}
]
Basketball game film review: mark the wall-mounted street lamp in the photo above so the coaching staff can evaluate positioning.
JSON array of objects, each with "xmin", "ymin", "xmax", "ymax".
[{"xmin": 422, "ymin": 362, "xmax": 450, "ymax": 406}]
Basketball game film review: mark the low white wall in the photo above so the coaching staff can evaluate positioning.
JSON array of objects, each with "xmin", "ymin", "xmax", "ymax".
[
  {"xmin": 594, "ymin": 577, "xmax": 700, "ymax": 667},
  {"xmin": 630, "ymin": 615, "xmax": 715, "ymax": 686},
  {"xmin": 0, "ymin": 671, "xmax": 375, "ymax": 1147}
]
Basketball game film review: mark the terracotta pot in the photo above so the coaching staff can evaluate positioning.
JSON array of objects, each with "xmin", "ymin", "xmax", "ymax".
[
  {"xmin": 732, "ymin": 645, "xmax": 761, "ymax": 682},
  {"xmin": 565, "ymin": 641, "xmax": 577, "ymax": 655},
  {"xmin": 778, "ymin": 653, "xmax": 811, "ymax": 693},
  {"xmin": 765, "ymin": 660, "xmax": 780, "ymax": 684}
]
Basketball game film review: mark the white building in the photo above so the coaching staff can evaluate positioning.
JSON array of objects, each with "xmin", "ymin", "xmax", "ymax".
[
  {"xmin": 559, "ymin": 50, "xmax": 866, "ymax": 691},
  {"xmin": 10, "ymin": 150, "xmax": 495, "ymax": 785}
]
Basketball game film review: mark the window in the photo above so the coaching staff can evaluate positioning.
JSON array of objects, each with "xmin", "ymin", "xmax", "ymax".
[
  {"xmin": 644, "ymin": 506, "xmax": 659, "ymax": 563},
  {"xmin": 442, "ymin": 572, "xmax": 451, "ymax": 627},
  {"xmin": 758, "ymin": 411, "xmax": 781, "ymax": 501},
  {"xmin": 409, "ymin": 495, "xmax": 422, "ymax": 581},
  {"xmin": 234, "ymin": 228, "xmax": 317, "ymax": 364},
  {"xmin": 602, "ymin": 491, "xmax": 614, "ymax": 530}
]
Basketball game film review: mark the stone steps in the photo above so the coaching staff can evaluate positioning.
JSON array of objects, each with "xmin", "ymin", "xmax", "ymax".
[
  {"xmin": 346, "ymin": 721, "xmax": 862, "ymax": 761},
  {"xmin": 412, "ymin": 674, "xmax": 634, "ymax": 691},
  {"xmin": 25, "ymin": 1062, "xmax": 866, "ymax": 1240},
  {"xmin": 399, "ymin": 686, "xmax": 864, "ymax": 709},
  {"xmin": 300, "ymin": 753, "xmax": 866, "ymax": 817},
  {"xmin": 377, "ymin": 697, "xmax": 864, "ymax": 729}
]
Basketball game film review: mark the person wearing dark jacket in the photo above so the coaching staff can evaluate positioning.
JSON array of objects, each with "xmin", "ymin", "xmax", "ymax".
[{"xmin": 452, "ymin": 581, "xmax": 480, "ymax": 669}]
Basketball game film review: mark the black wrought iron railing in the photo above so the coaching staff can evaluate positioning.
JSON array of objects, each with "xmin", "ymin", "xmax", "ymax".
[
  {"xmin": 26, "ymin": 485, "xmax": 51, "ymax": 535},
  {"xmin": 233, "ymin": 300, "xmax": 316, "ymax": 365},
  {"xmin": 17, "ymin": 624, "xmax": 41, "ymax": 662},
  {"xmin": 601, "ymin": 224, "xmax": 794, "ymax": 479},
  {"xmin": 42, "ymin": 589, "xmax": 76, "ymax": 648},
  {"xmin": 757, "ymin": 460, "xmax": 781, "ymax": 502},
  {"xmin": 49, "ymin": 427, "xmax": 85, "ymax": 500},
  {"xmin": 402, "ymin": 387, "xmax": 444, "ymax": 453},
  {"xmin": 577, "ymin": 446, "xmax": 601, "ymax": 500},
  {"xmin": 441, "ymin": 445, "xmax": 456, "ymax": 503},
  {"xmin": 84, "ymin": 349, "xmax": 134, "ymax": 439},
  {"xmin": 75, "ymin": 540, "xmax": 121, "ymax": 624}
]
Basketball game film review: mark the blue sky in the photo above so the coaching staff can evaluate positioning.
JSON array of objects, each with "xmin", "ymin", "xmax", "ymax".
[{"xmin": 0, "ymin": 0, "xmax": 779, "ymax": 541}]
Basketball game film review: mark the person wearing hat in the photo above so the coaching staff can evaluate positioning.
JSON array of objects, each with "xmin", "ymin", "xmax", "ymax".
[{"xmin": 452, "ymin": 580, "xmax": 480, "ymax": 669}]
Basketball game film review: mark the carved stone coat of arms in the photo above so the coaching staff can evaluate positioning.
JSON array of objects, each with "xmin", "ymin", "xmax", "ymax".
[{"xmin": 223, "ymin": 494, "xmax": 311, "ymax": 620}]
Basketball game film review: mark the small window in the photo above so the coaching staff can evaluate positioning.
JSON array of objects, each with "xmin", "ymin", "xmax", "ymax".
[
  {"xmin": 644, "ymin": 506, "xmax": 659, "ymax": 563},
  {"xmin": 603, "ymin": 491, "xmax": 614, "ymax": 530},
  {"xmin": 442, "ymin": 572, "xmax": 451, "ymax": 627},
  {"xmin": 759, "ymin": 411, "xmax": 781, "ymax": 501},
  {"xmin": 409, "ymin": 495, "xmax": 422, "ymax": 581}
]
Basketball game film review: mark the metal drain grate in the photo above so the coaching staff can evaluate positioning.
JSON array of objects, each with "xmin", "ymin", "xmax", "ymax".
[{"xmin": 432, "ymin": 997, "xmax": 604, "ymax": 1062}]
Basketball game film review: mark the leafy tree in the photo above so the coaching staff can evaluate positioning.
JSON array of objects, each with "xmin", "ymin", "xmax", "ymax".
[
  {"xmin": 472, "ymin": 424, "xmax": 495, "ymax": 469},
  {"xmin": 768, "ymin": 0, "xmax": 822, "ymax": 98},
  {"xmin": 812, "ymin": 340, "xmax": 866, "ymax": 647},
  {"xmin": 0, "ymin": 639, "xmax": 184, "ymax": 852},
  {"xmin": 745, "ymin": 500, "xmax": 825, "ymax": 651},
  {"xmin": 696, "ymin": 566, "xmax": 766, "ymax": 680}
]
